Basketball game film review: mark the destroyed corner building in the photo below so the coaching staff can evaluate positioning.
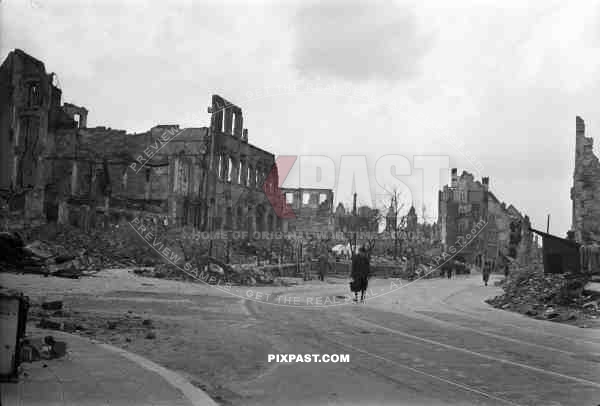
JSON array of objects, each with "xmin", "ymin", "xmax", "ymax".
[
  {"xmin": 438, "ymin": 168, "xmax": 534, "ymax": 267},
  {"xmin": 571, "ymin": 116, "xmax": 600, "ymax": 246},
  {"xmin": 0, "ymin": 49, "xmax": 293, "ymax": 234}
]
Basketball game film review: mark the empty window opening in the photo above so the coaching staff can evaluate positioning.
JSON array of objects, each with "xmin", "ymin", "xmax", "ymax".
[
  {"xmin": 28, "ymin": 83, "xmax": 40, "ymax": 107},
  {"xmin": 227, "ymin": 157, "xmax": 233, "ymax": 182}
]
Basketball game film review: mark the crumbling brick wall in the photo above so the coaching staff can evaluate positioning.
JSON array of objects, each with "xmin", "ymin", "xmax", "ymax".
[
  {"xmin": 1, "ymin": 49, "xmax": 286, "ymax": 241},
  {"xmin": 571, "ymin": 116, "xmax": 600, "ymax": 245},
  {"xmin": 283, "ymin": 188, "xmax": 334, "ymax": 233}
]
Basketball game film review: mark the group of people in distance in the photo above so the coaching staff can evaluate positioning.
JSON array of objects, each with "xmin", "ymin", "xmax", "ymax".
[{"xmin": 319, "ymin": 245, "xmax": 504, "ymax": 303}]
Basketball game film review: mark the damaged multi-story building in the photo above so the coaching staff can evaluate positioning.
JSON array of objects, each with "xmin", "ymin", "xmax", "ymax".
[
  {"xmin": 282, "ymin": 188, "xmax": 335, "ymax": 234},
  {"xmin": 0, "ymin": 49, "xmax": 357, "ymax": 245},
  {"xmin": 571, "ymin": 116, "xmax": 600, "ymax": 246},
  {"xmin": 0, "ymin": 49, "xmax": 290, "ymax": 236},
  {"xmin": 0, "ymin": 49, "xmax": 69, "ymax": 227},
  {"xmin": 438, "ymin": 168, "xmax": 533, "ymax": 267}
]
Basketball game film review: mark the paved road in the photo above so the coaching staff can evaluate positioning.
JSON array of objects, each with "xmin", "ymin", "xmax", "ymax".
[
  {"xmin": 3, "ymin": 271, "xmax": 599, "ymax": 405},
  {"xmin": 233, "ymin": 275, "xmax": 600, "ymax": 406}
]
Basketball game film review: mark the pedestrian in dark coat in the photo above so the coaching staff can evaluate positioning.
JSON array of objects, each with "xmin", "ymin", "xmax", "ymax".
[
  {"xmin": 350, "ymin": 246, "xmax": 371, "ymax": 303},
  {"xmin": 482, "ymin": 261, "xmax": 491, "ymax": 286},
  {"xmin": 318, "ymin": 252, "xmax": 331, "ymax": 281}
]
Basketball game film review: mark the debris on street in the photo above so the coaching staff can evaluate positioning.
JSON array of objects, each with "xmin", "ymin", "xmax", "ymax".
[
  {"xmin": 19, "ymin": 336, "xmax": 67, "ymax": 363},
  {"xmin": 487, "ymin": 265, "xmax": 600, "ymax": 324}
]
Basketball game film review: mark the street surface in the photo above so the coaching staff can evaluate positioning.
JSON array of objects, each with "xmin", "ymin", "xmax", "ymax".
[
  {"xmin": 233, "ymin": 275, "xmax": 600, "ymax": 406},
  {"xmin": 2, "ymin": 271, "xmax": 599, "ymax": 406}
]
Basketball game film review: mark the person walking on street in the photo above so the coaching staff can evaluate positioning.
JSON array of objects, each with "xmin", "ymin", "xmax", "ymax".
[
  {"xmin": 350, "ymin": 246, "xmax": 371, "ymax": 303},
  {"xmin": 318, "ymin": 251, "xmax": 332, "ymax": 282},
  {"xmin": 482, "ymin": 261, "xmax": 491, "ymax": 286}
]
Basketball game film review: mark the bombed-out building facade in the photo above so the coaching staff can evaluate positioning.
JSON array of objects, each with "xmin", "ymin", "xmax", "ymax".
[
  {"xmin": 0, "ymin": 49, "xmax": 341, "ymax": 238},
  {"xmin": 571, "ymin": 116, "xmax": 600, "ymax": 246},
  {"xmin": 438, "ymin": 168, "xmax": 533, "ymax": 268}
]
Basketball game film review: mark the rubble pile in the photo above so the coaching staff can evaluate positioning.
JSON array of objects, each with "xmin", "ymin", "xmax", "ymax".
[
  {"xmin": 229, "ymin": 264, "xmax": 277, "ymax": 285},
  {"xmin": 131, "ymin": 261, "xmax": 295, "ymax": 287},
  {"xmin": 28, "ymin": 299, "xmax": 160, "ymax": 344},
  {"xmin": 487, "ymin": 265, "xmax": 599, "ymax": 323},
  {"xmin": 20, "ymin": 335, "xmax": 68, "ymax": 363},
  {"xmin": 1, "ymin": 224, "xmax": 163, "ymax": 277},
  {"xmin": 27, "ymin": 224, "xmax": 157, "ymax": 269}
]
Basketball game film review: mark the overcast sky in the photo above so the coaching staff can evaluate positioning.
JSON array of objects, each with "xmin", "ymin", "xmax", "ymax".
[{"xmin": 3, "ymin": 0, "xmax": 600, "ymax": 236}]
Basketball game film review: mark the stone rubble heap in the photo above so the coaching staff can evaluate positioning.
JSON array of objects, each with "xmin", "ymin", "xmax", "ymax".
[{"xmin": 487, "ymin": 265, "xmax": 599, "ymax": 323}]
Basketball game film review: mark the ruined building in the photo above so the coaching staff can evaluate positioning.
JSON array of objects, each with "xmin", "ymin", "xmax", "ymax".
[
  {"xmin": 334, "ymin": 203, "xmax": 379, "ymax": 234},
  {"xmin": 406, "ymin": 206, "xmax": 418, "ymax": 236},
  {"xmin": 438, "ymin": 168, "xmax": 533, "ymax": 267},
  {"xmin": 0, "ymin": 49, "xmax": 86, "ymax": 227},
  {"xmin": 282, "ymin": 188, "xmax": 335, "ymax": 234},
  {"xmin": 571, "ymin": 116, "xmax": 600, "ymax": 245},
  {"xmin": 0, "ymin": 49, "xmax": 286, "ymax": 235}
]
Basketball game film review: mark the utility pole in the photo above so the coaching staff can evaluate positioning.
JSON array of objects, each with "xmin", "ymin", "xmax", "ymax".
[
  {"xmin": 546, "ymin": 214, "xmax": 550, "ymax": 234},
  {"xmin": 352, "ymin": 193, "xmax": 357, "ymax": 255}
]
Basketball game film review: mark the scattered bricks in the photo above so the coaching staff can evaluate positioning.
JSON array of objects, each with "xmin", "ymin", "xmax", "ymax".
[
  {"xmin": 42, "ymin": 300, "xmax": 63, "ymax": 311},
  {"xmin": 107, "ymin": 321, "xmax": 118, "ymax": 330},
  {"xmin": 38, "ymin": 318, "xmax": 62, "ymax": 330},
  {"xmin": 145, "ymin": 331, "xmax": 156, "ymax": 339},
  {"xmin": 544, "ymin": 308, "xmax": 560, "ymax": 319},
  {"xmin": 51, "ymin": 341, "xmax": 67, "ymax": 358},
  {"xmin": 142, "ymin": 319, "xmax": 153, "ymax": 327},
  {"xmin": 54, "ymin": 254, "xmax": 75, "ymax": 264},
  {"xmin": 61, "ymin": 322, "xmax": 78, "ymax": 333},
  {"xmin": 52, "ymin": 309, "xmax": 70, "ymax": 317},
  {"xmin": 20, "ymin": 345, "xmax": 38, "ymax": 363}
]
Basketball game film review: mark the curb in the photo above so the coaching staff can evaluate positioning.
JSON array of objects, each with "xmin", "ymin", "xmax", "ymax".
[
  {"xmin": 97, "ymin": 342, "xmax": 219, "ymax": 406},
  {"xmin": 32, "ymin": 329, "xmax": 219, "ymax": 406}
]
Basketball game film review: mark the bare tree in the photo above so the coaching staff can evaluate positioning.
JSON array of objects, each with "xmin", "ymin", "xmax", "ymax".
[
  {"xmin": 419, "ymin": 203, "xmax": 428, "ymax": 224},
  {"xmin": 363, "ymin": 207, "xmax": 382, "ymax": 259},
  {"xmin": 381, "ymin": 188, "xmax": 409, "ymax": 260}
]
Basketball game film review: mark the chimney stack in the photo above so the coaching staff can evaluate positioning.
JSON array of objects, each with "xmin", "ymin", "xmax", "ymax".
[
  {"xmin": 451, "ymin": 168, "xmax": 458, "ymax": 188},
  {"xmin": 482, "ymin": 177, "xmax": 489, "ymax": 191}
]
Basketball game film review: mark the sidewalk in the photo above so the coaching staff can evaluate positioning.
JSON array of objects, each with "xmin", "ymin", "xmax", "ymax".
[{"xmin": 0, "ymin": 328, "xmax": 218, "ymax": 406}]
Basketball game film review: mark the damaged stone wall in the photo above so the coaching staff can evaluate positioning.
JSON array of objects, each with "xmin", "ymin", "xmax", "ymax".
[
  {"xmin": 0, "ymin": 49, "xmax": 78, "ymax": 229},
  {"xmin": 571, "ymin": 116, "xmax": 600, "ymax": 245},
  {"xmin": 0, "ymin": 50, "xmax": 302, "ymax": 240},
  {"xmin": 282, "ymin": 188, "xmax": 334, "ymax": 233},
  {"xmin": 208, "ymin": 94, "xmax": 282, "ymax": 235},
  {"xmin": 47, "ymin": 93, "xmax": 284, "ymax": 236}
]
